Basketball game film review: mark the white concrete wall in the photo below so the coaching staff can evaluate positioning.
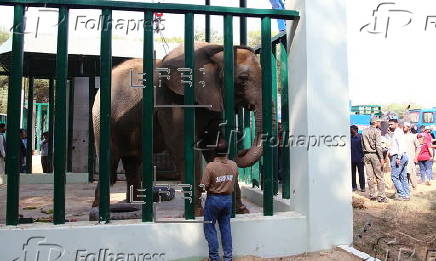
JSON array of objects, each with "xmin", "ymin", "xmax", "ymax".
[
  {"xmin": 0, "ymin": 213, "xmax": 307, "ymax": 260},
  {"xmin": 286, "ymin": 0, "xmax": 353, "ymax": 252}
]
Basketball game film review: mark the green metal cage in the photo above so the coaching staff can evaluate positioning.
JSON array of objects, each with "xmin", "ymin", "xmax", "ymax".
[{"xmin": 1, "ymin": 0, "xmax": 299, "ymax": 225}]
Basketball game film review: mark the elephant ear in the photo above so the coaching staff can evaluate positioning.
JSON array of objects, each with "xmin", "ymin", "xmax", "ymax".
[{"xmin": 160, "ymin": 44, "xmax": 225, "ymax": 111}]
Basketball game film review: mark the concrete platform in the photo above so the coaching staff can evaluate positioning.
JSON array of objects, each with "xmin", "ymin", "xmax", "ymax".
[{"xmin": 0, "ymin": 181, "xmax": 308, "ymax": 259}]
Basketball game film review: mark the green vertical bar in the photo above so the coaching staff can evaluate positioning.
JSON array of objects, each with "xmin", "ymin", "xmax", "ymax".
[
  {"xmin": 53, "ymin": 6, "xmax": 69, "ymax": 225},
  {"xmin": 48, "ymin": 78, "xmax": 54, "ymax": 173},
  {"xmin": 67, "ymin": 78, "xmax": 74, "ymax": 172},
  {"xmin": 223, "ymin": 15, "xmax": 236, "ymax": 217},
  {"xmin": 142, "ymin": 11, "xmax": 154, "ymax": 222},
  {"xmin": 272, "ymin": 44, "xmax": 279, "ymax": 196},
  {"xmin": 26, "ymin": 77, "xmax": 33, "ymax": 173},
  {"xmin": 6, "ymin": 4, "xmax": 25, "ymax": 226},
  {"xmin": 88, "ymin": 77, "xmax": 95, "ymax": 182},
  {"xmin": 280, "ymin": 39, "xmax": 290, "ymax": 199},
  {"xmin": 239, "ymin": 0, "xmax": 247, "ymax": 45},
  {"xmin": 99, "ymin": 8, "xmax": 112, "ymax": 223},
  {"xmin": 261, "ymin": 16, "xmax": 273, "ymax": 216},
  {"xmin": 35, "ymin": 104, "xmax": 41, "ymax": 151},
  {"xmin": 184, "ymin": 13, "xmax": 195, "ymax": 220},
  {"xmin": 205, "ymin": 0, "xmax": 210, "ymax": 42}
]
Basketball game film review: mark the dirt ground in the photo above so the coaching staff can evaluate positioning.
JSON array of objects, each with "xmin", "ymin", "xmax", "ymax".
[
  {"xmin": 232, "ymin": 248, "xmax": 361, "ymax": 261},
  {"xmin": 352, "ymin": 175, "xmax": 436, "ymax": 261}
]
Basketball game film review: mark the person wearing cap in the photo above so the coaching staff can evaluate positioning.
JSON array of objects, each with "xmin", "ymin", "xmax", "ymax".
[
  {"xmin": 416, "ymin": 133, "xmax": 433, "ymax": 185},
  {"xmin": 403, "ymin": 122, "xmax": 419, "ymax": 189},
  {"xmin": 200, "ymin": 137, "xmax": 238, "ymax": 261},
  {"xmin": 388, "ymin": 118, "xmax": 410, "ymax": 200},
  {"xmin": 361, "ymin": 116, "xmax": 386, "ymax": 202}
]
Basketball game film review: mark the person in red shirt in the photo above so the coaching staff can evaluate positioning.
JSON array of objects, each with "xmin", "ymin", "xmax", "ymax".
[{"xmin": 416, "ymin": 133, "xmax": 433, "ymax": 185}]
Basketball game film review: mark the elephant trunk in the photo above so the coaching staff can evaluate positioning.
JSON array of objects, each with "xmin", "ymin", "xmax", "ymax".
[{"xmin": 235, "ymin": 100, "xmax": 263, "ymax": 168}]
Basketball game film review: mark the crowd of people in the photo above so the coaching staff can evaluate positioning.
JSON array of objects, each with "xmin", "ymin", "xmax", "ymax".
[
  {"xmin": 0, "ymin": 123, "xmax": 51, "ymax": 174},
  {"xmin": 351, "ymin": 116, "xmax": 436, "ymax": 202}
]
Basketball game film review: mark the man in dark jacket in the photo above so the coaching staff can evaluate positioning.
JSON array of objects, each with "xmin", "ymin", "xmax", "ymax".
[{"xmin": 351, "ymin": 125, "xmax": 365, "ymax": 192}]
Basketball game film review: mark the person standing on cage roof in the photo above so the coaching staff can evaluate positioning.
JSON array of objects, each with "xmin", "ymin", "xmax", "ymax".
[{"xmin": 200, "ymin": 136, "xmax": 238, "ymax": 261}]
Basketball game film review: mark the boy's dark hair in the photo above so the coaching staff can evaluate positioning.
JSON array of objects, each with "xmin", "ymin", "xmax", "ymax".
[
  {"xmin": 215, "ymin": 137, "xmax": 228, "ymax": 156},
  {"xmin": 388, "ymin": 119, "xmax": 398, "ymax": 123},
  {"xmin": 350, "ymin": 125, "xmax": 358, "ymax": 132}
]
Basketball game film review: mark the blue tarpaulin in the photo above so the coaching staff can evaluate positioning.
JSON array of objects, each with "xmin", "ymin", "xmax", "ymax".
[{"xmin": 269, "ymin": 0, "xmax": 286, "ymax": 31}]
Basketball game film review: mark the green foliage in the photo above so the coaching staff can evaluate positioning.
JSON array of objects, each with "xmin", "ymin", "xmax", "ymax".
[
  {"xmin": 0, "ymin": 76, "xmax": 7, "ymax": 114},
  {"xmin": 248, "ymin": 31, "xmax": 261, "ymax": 48},
  {"xmin": 247, "ymin": 30, "xmax": 279, "ymax": 48},
  {"xmin": 382, "ymin": 103, "xmax": 423, "ymax": 118},
  {"xmin": 194, "ymin": 29, "xmax": 223, "ymax": 44},
  {"xmin": 0, "ymin": 78, "xmax": 49, "ymax": 114},
  {"xmin": 34, "ymin": 79, "xmax": 49, "ymax": 103},
  {"xmin": 155, "ymin": 36, "xmax": 183, "ymax": 43},
  {"xmin": 0, "ymin": 27, "xmax": 10, "ymax": 45}
]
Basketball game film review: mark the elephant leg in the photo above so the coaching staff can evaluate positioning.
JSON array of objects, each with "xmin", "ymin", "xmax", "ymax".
[
  {"xmin": 122, "ymin": 156, "xmax": 142, "ymax": 203},
  {"xmin": 235, "ymin": 182, "xmax": 250, "ymax": 214},
  {"xmin": 92, "ymin": 149, "xmax": 120, "ymax": 207},
  {"xmin": 194, "ymin": 150, "xmax": 204, "ymax": 217},
  {"xmin": 92, "ymin": 182, "xmax": 100, "ymax": 207}
]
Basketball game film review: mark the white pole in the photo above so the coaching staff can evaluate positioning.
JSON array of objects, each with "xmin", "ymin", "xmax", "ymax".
[{"xmin": 20, "ymin": 78, "xmax": 25, "ymax": 128}]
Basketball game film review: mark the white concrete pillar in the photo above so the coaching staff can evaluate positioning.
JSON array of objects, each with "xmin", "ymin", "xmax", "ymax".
[
  {"xmin": 286, "ymin": 0, "xmax": 353, "ymax": 251},
  {"xmin": 72, "ymin": 77, "xmax": 90, "ymax": 173}
]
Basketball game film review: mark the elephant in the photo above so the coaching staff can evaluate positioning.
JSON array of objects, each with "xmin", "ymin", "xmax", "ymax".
[{"xmin": 91, "ymin": 42, "xmax": 264, "ymax": 216}]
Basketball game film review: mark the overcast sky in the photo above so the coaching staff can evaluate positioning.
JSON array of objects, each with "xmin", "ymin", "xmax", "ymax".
[{"xmin": 0, "ymin": 0, "xmax": 435, "ymax": 108}]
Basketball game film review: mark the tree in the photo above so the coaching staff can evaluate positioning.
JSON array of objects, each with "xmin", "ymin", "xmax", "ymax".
[
  {"xmin": 382, "ymin": 103, "xmax": 422, "ymax": 118},
  {"xmin": 248, "ymin": 31, "xmax": 261, "ymax": 48},
  {"xmin": 0, "ymin": 27, "xmax": 10, "ymax": 45},
  {"xmin": 194, "ymin": 29, "xmax": 223, "ymax": 44},
  {"xmin": 0, "ymin": 76, "xmax": 7, "ymax": 114}
]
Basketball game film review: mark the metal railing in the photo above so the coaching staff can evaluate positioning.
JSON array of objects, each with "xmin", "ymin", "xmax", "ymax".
[{"xmin": 1, "ymin": 0, "xmax": 299, "ymax": 225}]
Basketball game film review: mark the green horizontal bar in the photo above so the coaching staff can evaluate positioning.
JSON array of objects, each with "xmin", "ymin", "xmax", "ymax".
[{"xmin": 0, "ymin": 0, "xmax": 299, "ymax": 19}]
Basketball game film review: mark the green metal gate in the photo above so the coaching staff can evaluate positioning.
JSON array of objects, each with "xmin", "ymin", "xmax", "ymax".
[{"xmin": 1, "ymin": 0, "xmax": 299, "ymax": 226}]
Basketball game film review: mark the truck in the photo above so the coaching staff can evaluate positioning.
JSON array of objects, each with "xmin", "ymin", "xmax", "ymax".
[{"xmin": 405, "ymin": 107, "xmax": 436, "ymax": 136}]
